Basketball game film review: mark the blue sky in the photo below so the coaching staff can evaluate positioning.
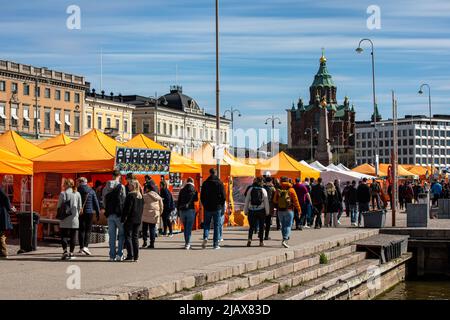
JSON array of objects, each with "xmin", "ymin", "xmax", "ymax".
[{"xmin": 1, "ymin": 0, "xmax": 449, "ymax": 144}]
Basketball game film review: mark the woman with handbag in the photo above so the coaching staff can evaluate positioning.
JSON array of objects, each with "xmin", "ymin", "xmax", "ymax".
[
  {"xmin": 77, "ymin": 177, "xmax": 100, "ymax": 256},
  {"xmin": 325, "ymin": 182, "xmax": 340, "ymax": 228},
  {"xmin": 160, "ymin": 180, "xmax": 175, "ymax": 237},
  {"xmin": 142, "ymin": 185, "xmax": 164, "ymax": 249},
  {"xmin": 122, "ymin": 180, "xmax": 144, "ymax": 261},
  {"xmin": 57, "ymin": 179, "xmax": 82, "ymax": 260},
  {"xmin": 177, "ymin": 177, "xmax": 198, "ymax": 249}
]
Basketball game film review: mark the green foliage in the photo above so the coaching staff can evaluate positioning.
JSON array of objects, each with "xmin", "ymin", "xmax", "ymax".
[
  {"xmin": 319, "ymin": 253, "xmax": 329, "ymax": 264},
  {"xmin": 193, "ymin": 293, "xmax": 203, "ymax": 300}
]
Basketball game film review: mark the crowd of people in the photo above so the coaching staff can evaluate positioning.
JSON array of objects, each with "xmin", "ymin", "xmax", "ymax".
[{"xmin": 1, "ymin": 169, "xmax": 450, "ymax": 261}]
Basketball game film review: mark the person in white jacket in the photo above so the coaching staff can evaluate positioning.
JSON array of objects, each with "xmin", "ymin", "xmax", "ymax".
[{"xmin": 244, "ymin": 177, "xmax": 270, "ymax": 247}]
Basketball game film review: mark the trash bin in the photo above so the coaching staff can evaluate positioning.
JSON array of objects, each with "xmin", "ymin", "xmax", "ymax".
[
  {"xmin": 17, "ymin": 212, "xmax": 40, "ymax": 254},
  {"xmin": 362, "ymin": 210, "xmax": 386, "ymax": 228}
]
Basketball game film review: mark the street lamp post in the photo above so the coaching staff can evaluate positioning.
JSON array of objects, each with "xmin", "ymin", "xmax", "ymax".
[
  {"xmin": 215, "ymin": 0, "xmax": 221, "ymax": 176},
  {"xmin": 356, "ymin": 38, "xmax": 379, "ymax": 175},
  {"xmin": 223, "ymin": 107, "xmax": 241, "ymax": 157},
  {"xmin": 305, "ymin": 126, "xmax": 318, "ymax": 162},
  {"xmin": 265, "ymin": 115, "xmax": 282, "ymax": 156},
  {"xmin": 418, "ymin": 84, "xmax": 433, "ymax": 183}
]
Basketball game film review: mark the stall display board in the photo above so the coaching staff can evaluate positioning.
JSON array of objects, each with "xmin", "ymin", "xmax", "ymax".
[
  {"xmin": 115, "ymin": 147, "xmax": 171, "ymax": 175},
  {"xmin": 169, "ymin": 172, "xmax": 182, "ymax": 187}
]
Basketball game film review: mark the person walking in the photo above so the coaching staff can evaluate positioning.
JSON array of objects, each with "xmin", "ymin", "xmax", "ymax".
[
  {"xmin": 102, "ymin": 170, "xmax": 127, "ymax": 262},
  {"xmin": 0, "ymin": 186, "xmax": 15, "ymax": 259},
  {"xmin": 347, "ymin": 181, "xmax": 358, "ymax": 226},
  {"xmin": 160, "ymin": 180, "xmax": 175, "ymax": 237},
  {"xmin": 144, "ymin": 175, "xmax": 160, "ymax": 194},
  {"xmin": 273, "ymin": 177, "xmax": 301, "ymax": 248},
  {"xmin": 295, "ymin": 178, "xmax": 312, "ymax": 230},
  {"xmin": 200, "ymin": 168, "xmax": 226, "ymax": 250},
  {"xmin": 142, "ymin": 184, "xmax": 163, "ymax": 249},
  {"xmin": 244, "ymin": 177, "xmax": 270, "ymax": 247},
  {"xmin": 122, "ymin": 180, "xmax": 144, "ymax": 262},
  {"xmin": 310, "ymin": 177, "xmax": 326, "ymax": 229},
  {"xmin": 263, "ymin": 176, "xmax": 276, "ymax": 240},
  {"xmin": 77, "ymin": 177, "xmax": 100, "ymax": 256},
  {"xmin": 404, "ymin": 181, "xmax": 414, "ymax": 206},
  {"xmin": 356, "ymin": 178, "xmax": 371, "ymax": 227},
  {"xmin": 370, "ymin": 178, "xmax": 382, "ymax": 210},
  {"xmin": 177, "ymin": 177, "xmax": 198, "ymax": 249},
  {"xmin": 57, "ymin": 179, "xmax": 82, "ymax": 260},
  {"xmin": 342, "ymin": 181, "xmax": 351, "ymax": 218},
  {"xmin": 431, "ymin": 180, "xmax": 443, "ymax": 207},
  {"xmin": 334, "ymin": 179, "xmax": 343, "ymax": 224},
  {"xmin": 292, "ymin": 178, "xmax": 303, "ymax": 230},
  {"xmin": 399, "ymin": 182, "xmax": 406, "ymax": 210},
  {"xmin": 325, "ymin": 182, "xmax": 340, "ymax": 227}
]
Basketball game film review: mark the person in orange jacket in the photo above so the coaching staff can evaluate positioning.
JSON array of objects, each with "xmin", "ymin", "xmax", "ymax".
[{"xmin": 273, "ymin": 176, "xmax": 301, "ymax": 248}]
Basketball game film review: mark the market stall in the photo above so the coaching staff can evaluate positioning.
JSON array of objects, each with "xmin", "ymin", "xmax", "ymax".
[
  {"xmin": 38, "ymin": 133, "xmax": 73, "ymax": 152},
  {"xmin": 309, "ymin": 160, "xmax": 328, "ymax": 172},
  {"xmin": 0, "ymin": 130, "xmax": 48, "ymax": 159}
]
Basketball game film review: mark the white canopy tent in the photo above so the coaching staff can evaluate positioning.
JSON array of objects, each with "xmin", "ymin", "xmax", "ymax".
[
  {"xmin": 309, "ymin": 161, "xmax": 328, "ymax": 171},
  {"xmin": 299, "ymin": 160, "xmax": 319, "ymax": 171},
  {"xmin": 337, "ymin": 163, "xmax": 351, "ymax": 171},
  {"xmin": 321, "ymin": 163, "xmax": 376, "ymax": 185}
]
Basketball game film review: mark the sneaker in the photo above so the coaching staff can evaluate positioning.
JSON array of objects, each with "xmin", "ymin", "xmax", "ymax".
[
  {"xmin": 246, "ymin": 240, "xmax": 252, "ymax": 247},
  {"xmin": 147, "ymin": 242, "xmax": 155, "ymax": 249},
  {"xmin": 169, "ymin": 234, "xmax": 173, "ymax": 238},
  {"xmin": 68, "ymin": 253, "xmax": 76, "ymax": 260},
  {"xmin": 109, "ymin": 258, "xmax": 115, "ymax": 262},
  {"xmin": 213, "ymin": 246, "xmax": 221, "ymax": 250},
  {"xmin": 61, "ymin": 252, "xmax": 69, "ymax": 260},
  {"xmin": 304, "ymin": 225, "xmax": 311, "ymax": 229},
  {"xmin": 142, "ymin": 242, "xmax": 148, "ymax": 248},
  {"xmin": 259, "ymin": 241, "xmax": 264, "ymax": 247},
  {"xmin": 282, "ymin": 241, "xmax": 289, "ymax": 248},
  {"xmin": 82, "ymin": 247, "xmax": 92, "ymax": 256},
  {"xmin": 337, "ymin": 220, "xmax": 341, "ymax": 225},
  {"xmin": 115, "ymin": 255, "xmax": 124, "ymax": 262},
  {"xmin": 185, "ymin": 244, "xmax": 191, "ymax": 250},
  {"xmin": 220, "ymin": 238, "xmax": 224, "ymax": 242},
  {"xmin": 202, "ymin": 239, "xmax": 207, "ymax": 249},
  {"xmin": 124, "ymin": 256, "xmax": 134, "ymax": 262}
]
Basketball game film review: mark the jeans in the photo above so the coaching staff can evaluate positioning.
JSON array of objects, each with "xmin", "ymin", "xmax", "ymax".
[
  {"xmin": 248, "ymin": 209, "xmax": 266, "ymax": 241},
  {"xmin": 125, "ymin": 223, "xmax": 140, "ymax": 260},
  {"xmin": 61, "ymin": 228, "xmax": 77, "ymax": 253},
  {"xmin": 142, "ymin": 222, "xmax": 156, "ymax": 244},
  {"xmin": 203, "ymin": 210, "xmax": 221, "ymax": 247},
  {"xmin": 299, "ymin": 203, "xmax": 312, "ymax": 226},
  {"xmin": 371, "ymin": 194, "xmax": 381, "ymax": 210},
  {"xmin": 358, "ymin": 202, "xmax": 370, "ymax": 225},
  {"xmin": 218, "ymin": 212, "xmax": 225, "ymax": 240},
  {"xmin": 180, "ymin": 209, "xmax": 196, "ymax": 245},
  {"xmin": 278, "ymin": 210, "xmax": 294, "ymax": 241},
  {"xmin": 78, "ymin": 213, "xmax": 93, "ymax": 249},
  {"xmin": 349, "ymin": 204, "xmax": 358, "ymax": 224},
  {"xmin": 313, "ymin": 203, "xmax": 323, "ymax": 228},
  {"xmin": 108, "ymin": 214, "xmax": 125, "ymax": 259},
  {"xmin": 162, "ymin": 214, "xmax": 173, "ymax": 235}
]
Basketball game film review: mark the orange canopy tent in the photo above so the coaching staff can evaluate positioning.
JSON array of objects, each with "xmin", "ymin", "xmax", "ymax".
[
  {"xmin": 0, "ymin": 130, "xmax": 47, "ymax": 159},
  {"xmin": 352, "ymin": 163, "xmax": 388, "ymax": 177},
  {"xmin": 402, "ymin": 165, "xmax": 432, "ymax": 178},
  {"xmin": 124, "ymin": 134, "xmax": 202, "ymax": 174},
  {"xmin": 38, "ymin": 134, "xmax": 73, "ymax": 152},
  {"xmin": 379, "ymin": 164, "xmax": 418, "ymax": 179},
  {"xmin": 33, "ymin": 129, "xmax": 122, "ymax": 173},
  {"xmin": 188, "ymin": 143, "xmax": 255, "ymax": 178},
  {"xmin": 256, "ymin": 151, "xmax": 320, "ymax": 180},
  {"xmin": 0, "ymin": 146, "xmax": 33, "ymax": 175}
]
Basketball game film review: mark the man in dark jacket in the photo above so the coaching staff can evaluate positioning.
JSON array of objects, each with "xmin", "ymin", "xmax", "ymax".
[
  {"xmin": 77, "ymin": 177, "xmax": 100, "ymax": 256},
  {"xmin": 0, "ymin": 187, "xmax": 16, "ymax": 258},
  {"xmin": 346, "ymin": 181, "xmax": 358, "ymax": 226},
  {"xmin": 200, "ymin": 168, "xmax": 226, "ymax": 249},
  {"xmin": 310, "ymin": 178, "xmax": 326, "ymax": 229},
  {"xmin": 178, "ymin": 177, "xmax": 199, "ymax": 249},
  {"xmin": 357, "ymin": 178, "xmax": 371, "ymax": 226}
]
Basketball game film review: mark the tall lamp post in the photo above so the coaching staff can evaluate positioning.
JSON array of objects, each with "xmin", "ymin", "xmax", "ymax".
[
  {"xmin": 305, "ymin": 126, "xmax": 318, "ymax": 162},
  {"xmin": 215, "ymin": 0, "xmax": 221, "ymax": 176},
  {"xmin": 223, "ymin": 107, "xmax": 241, "ymax": 157},
  {"xmin": 265, "ymin": 115, "xmax": 282, "ymax": 156},
  {"xmin": 356, "ymin": 38, "xmax": 379, "ymax": 175},
  {"xmin": 418, "ymin": 84, "xmax": 433, "ymax": 183}
]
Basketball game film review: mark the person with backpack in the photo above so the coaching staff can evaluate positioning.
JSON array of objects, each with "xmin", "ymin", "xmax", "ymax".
[
  {"xmin": 160, "ymin": 180, "xmax": 175, "ymax": 237},
  {"xmin": 57, "ymin": 179, "xmax": 82, "ymax": 260},
  {"xmin": 177, "ymin": 177, "xmax": 198, "ymax": 249},
  {"xmin": 357, "ymin": 178, "xmax": 371, "ymax": 226},
  {"xmin": 370, "ymin": 178, "xmax": 382, "ymax": 210},
  {"xmin": 263, "ymin": 176, "xmax": 276, "ymax": 240},
  {"xmin": 102, "ymin": 170, "xmax": 127, "ymax": 262},
  {"xmin": 0, "ymin": 186, "xmax": 16, "ymax": 259},
  {"xmin": 77, "ymin": 177, "xmax": 100, "ymax": 256},
  {"xmin": 142, "ymin": 183, "xmax": 164, "ymax": 249},
  {"xmin": 244, "ymin": 177, "xmax": 270, "ymax": 247},
  {"xmin": 200, "ymin": 168, "xmax": 226, "ymax": 250},
  {"xmin": 310, "ymin": 177, "xmax": 326, "ymax": 229},
  {"xmin": 273, "ymin": 176, "xmax": 301, "ymax": 248},
  {"xmin": 122, "ymin": 180, "xmax": 144, "ymax": 262},
  {"xmin": 325, "ymin": 182, "xmax": 340, "ymax": 227}
]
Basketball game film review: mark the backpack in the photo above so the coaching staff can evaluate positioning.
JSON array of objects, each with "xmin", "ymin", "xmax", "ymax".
[
  {"xmin": 371, "ymin": 182, "xmax": 381, "ymax": 193},
  {"xmin": 56, "ymin": 192, "xmax": 72, "ymax": 220},
  {"xmin": 263, "ymin": 185, "xmax": 275, "ymax": 205},
  {"xmin": 250, "ymin": 187, "xmax": 264, "ymax": 206},
  {"xmin": 104, "ymin": 184, "xmax": 124, "ymax": 218},
  {"xmin": 178, "ymin": 186, "xmax": 195, "ymax": 210},
  {"xmin": 277, "ymin": 189, "xmax": 291, "ymax": 210}
]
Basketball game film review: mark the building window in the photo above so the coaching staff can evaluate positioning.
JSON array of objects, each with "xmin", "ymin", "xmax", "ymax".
[
  {"xmin": 55, "ymin": 110, "xmax": 61, "ymax": 131},
  {"xmin": 35, "ymin": 86, "xmax": 40, "ymax": 97},
  {"xmin": 87, "ymin": 115, "xmax": 92, "ymax": 129},
  {"xmin": 441, "ymin": 131, "xmax": 446, "ymax": 137},
  {"xmin": 447, "ymin": 131, "xmax": 450, "ymax": 137},
  {"xmin": 10, "ymin": 104, "xmax": 18, "ymax": 127},
  {"xmin": 106, "ymin": 117, "xmax": 111, "ymax": 128},
  {"xmin": 23, "ymin": 84, "xmax": 30, "ymax": 96},
  {"xmin": 64, "ymin": 111, "xmax": 71, "ymax": 132},
  {"xmin": 421, "ymin": 129, "xmax": 427, "ymax": 136},
  {"xmin": 97, "ymin": 116, "xmax": 102, "ymax": 130},
  {"xmin": 193, "ymin": 128, "xmax": 197, "ymax": 139},
  {"xmin": 0, "ymin": 81, "xmax": 5, "ymax": 91},
  {"xmin": 64, "ymin": 92, "xmax": 70, "ymax": 102},
  {"xmin": 132, "ymin": 121, "xmax": 136, "ymax": 134},
  {"xmin": 44, "ymin": 108, "xmax": 51, "ymax": 130},
  {"xmin": 416, "ymin": 148, "xmax": 421, "ymax": 155},
  {"xmin": 169, "ymin": 124, "xmax": 173, "ymax": 136},
  {"xmin": 163, "ymin": 123, "xmax": 167, "ymax": 135},
  {"xmin": 115, "ymin": 119, "xmax": 120, "ymax": 129},
  {"xmin": 157, "ymin": 122, "xmax": 161, "ymax": 134},
  {"xmin": 0, "ymin": 103, "xmax": 5, "ymax": 126},
  {"xmin": 143, "ymin": 121, "xmax": 149, "ymax": 134},
  {"xmin": 379, "ymin": 140, "xmax": 383, "ymax": 147},
  {"xmin": 11, "ymin": 82, "xmax": 18, "ymax": 93},
  {"xmin": 74, "ymin": 112, "xmax": 80, "ymax": 133},
  {"xmin": 45, "ymin": 88, "xmax": 51, "ymax": 99},
  {"xmin": 441, "ymin": 140, "xmax": 445, "ymax": 146},
  {"xmin": 434, "ymin": 130, "xmax": 439, "ymax": 137},
  {"xmin": 23, "ymin": 106, "xmax": 30, "ymax": 128},
  {"xmin": 409, "ymin": 139, "xmax": 414, "ymax": 145},
  {"xmin": 74, "ymin": 93, "xmax": 80, "ymax": 103},
  {"xmin": 55, "ymin": 90, "xmax": 61, "ymax": 100},
  {"xmin": 187, "ymin": 127, "xmax": 191, "ymax": 138},
  {"xmin": 416, "ymin": 129, "xmax": 421, "ymax": 136},
  {"xmin": 124, "ymin": 120, "xmax": 128, "ymax": 133}
]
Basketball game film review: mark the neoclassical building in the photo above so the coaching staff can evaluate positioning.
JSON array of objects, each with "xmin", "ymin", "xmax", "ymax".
[
  {"xmin": 122, "ymin": 85, "xmax": 231, "ymax": 155},
  {"xmin": 287, "ymin": 52, "xmax": 356, "ymax": 166}
]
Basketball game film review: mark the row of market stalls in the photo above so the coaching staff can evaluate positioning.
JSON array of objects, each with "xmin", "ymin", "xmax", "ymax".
[{"xmin": 0, "ymin": 128, "xmax": 432, "ymax": 237}]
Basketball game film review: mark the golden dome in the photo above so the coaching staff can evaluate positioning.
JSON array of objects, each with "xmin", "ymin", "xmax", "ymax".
[{"xmin": 320, "ymin": 47, "xmax": 327, "ymax": 63}]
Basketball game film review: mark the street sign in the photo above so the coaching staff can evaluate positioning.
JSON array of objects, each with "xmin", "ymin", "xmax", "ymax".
[{"xmin": 214, "ymin": 145, "xmax": 225, "ymax": 160}]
